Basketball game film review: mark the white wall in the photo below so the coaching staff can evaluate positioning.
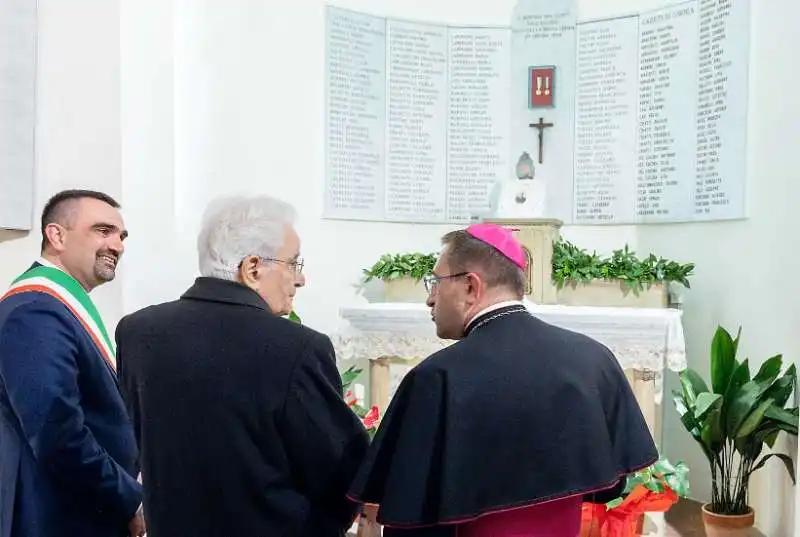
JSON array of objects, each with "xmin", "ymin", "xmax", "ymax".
[
  {"xmin": 637, "ymin": 2, "xmax": 800, "ymax": 535},
  {"xmin": 119, "ymin": 0, "xmax": 183, "ymax": 314}
]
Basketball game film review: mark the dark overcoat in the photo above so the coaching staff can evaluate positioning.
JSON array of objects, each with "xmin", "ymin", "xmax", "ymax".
[{"xmin": 116, "ymin": 277, "xmax": 369, "ymax": 537}]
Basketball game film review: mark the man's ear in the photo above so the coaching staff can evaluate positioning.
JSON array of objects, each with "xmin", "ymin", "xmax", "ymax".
[
  {"xmin": 466, "ymin": 272, "xmax": 483, "ymax": 299},
  {"xmin": 238, "ymin": 256, "xmax": 261, "ymax": 288},
  {"xmin": 43, "ymin": 223, "xmax": 67, "ymax": 252}
]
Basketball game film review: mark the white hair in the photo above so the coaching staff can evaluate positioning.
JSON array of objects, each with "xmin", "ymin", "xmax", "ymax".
[{"xmin": 197, "ymin": 195, "xmax": 297, "ymax": 280}]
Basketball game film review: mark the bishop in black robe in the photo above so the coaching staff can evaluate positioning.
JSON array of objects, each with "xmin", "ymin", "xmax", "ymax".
[{"xmin": 347, "ymin": 224, "xmax": 658, "ymax": 537}]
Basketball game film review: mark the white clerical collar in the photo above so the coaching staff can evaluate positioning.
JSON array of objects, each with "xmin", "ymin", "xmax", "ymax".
[{"xmin": 464, "ymin": 299, "xmax": 525, "ymax": 331}]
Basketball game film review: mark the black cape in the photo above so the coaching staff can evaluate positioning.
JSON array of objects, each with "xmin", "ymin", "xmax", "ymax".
[{"xmin": 347, "ymin": 304, "xmax": 658, "ymax": 532}]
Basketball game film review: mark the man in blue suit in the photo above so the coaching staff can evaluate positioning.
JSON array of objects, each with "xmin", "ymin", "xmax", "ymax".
[{"xmin": 0, "ymin": 190, "xmax": 144, "ymax": 537}]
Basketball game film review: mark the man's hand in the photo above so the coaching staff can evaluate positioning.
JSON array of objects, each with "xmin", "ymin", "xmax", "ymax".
[{"xmin": 128, "ymin": 510, "xmax": 146, "ymax": 537}]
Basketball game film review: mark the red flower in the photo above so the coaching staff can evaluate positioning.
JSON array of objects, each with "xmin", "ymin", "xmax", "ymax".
[
  {"xmin": 362, "ymin": 405, "xmax": 380, "ymax": 429},
  {"xmin": 345, "ymin": 390, "xmax": 357, "ymax": 408}
]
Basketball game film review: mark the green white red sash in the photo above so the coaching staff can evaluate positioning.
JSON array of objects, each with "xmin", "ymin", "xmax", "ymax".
[{"xmin": 1, "ymin": 261, "xmax": 116, "ymax": 372}]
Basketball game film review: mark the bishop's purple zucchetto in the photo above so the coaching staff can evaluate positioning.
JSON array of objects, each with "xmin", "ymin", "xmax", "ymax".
[{"xmin": 465, "ymin": 223, "xmax": 527, "ymax": 270}]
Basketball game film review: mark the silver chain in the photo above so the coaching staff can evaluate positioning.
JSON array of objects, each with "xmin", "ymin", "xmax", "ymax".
[{"xmin": 467, "ymin": 307, "xmax": 528, "ymax": 334}]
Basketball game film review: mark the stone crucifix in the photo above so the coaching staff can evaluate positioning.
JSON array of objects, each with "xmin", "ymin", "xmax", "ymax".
[{"xmin": 528, "ymin": 117, "xmax": 554, "ymax": 164}]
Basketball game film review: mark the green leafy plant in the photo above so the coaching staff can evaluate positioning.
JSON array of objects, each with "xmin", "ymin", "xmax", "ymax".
[
  {"xmin": 287, "ymin": 310, "xmax": 301, "ymax": 323},
  {"xmin": 673, "ymin": 326, "xmax": 798, "ymax": 515},
  {"xmin": 551, "ymin": 238, "xmax": 694, "ymax": 293},
  {"xmin": 341, "ymin": 365, "xmax": 362, "ymax": 394},
  {"xmin": 362, "ymin": 252, "xmax": 437, "ymax": 283}
]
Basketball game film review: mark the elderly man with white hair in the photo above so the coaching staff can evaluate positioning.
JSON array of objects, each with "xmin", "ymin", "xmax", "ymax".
[{"xmin": 115, "ymin": 195, "xmax": 369, "ymax": 537}]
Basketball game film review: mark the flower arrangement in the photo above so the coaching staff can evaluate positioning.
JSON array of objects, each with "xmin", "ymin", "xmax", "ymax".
[
  {"xmin": 341, "ymin": 365, "xmax": 381, "ymax": 438},
  {"xmin": 581, "ymin": 457, "xmax": 690, "ymax": 537}
]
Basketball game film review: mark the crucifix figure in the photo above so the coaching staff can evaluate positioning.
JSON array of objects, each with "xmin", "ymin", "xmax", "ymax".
[{"xmin": 528, "ymin": 117, "xmax": 554, "ymax": 164}]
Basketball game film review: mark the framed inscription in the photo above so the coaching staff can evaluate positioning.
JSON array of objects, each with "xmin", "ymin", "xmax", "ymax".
[{"xmin": 528, "ymin": 65, "xmax": 555, "ymax": 108}]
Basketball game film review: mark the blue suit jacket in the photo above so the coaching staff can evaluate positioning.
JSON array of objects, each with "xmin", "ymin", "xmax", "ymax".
[{"xmin": 0, "ymin": 267, "xmax": 142, "ymax": 537}]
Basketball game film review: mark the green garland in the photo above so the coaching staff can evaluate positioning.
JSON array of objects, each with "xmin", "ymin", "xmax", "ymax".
[
  {"xmin": 552, "ymin": 238, "xmax": 694, "ymax": 293},
  {"xmin": 360, "ymin": 239, "xmax": 694, "ymax": 296},
  {"xmin": 362, "ymin": 252, "xmax": 437, "ymax": 283}
]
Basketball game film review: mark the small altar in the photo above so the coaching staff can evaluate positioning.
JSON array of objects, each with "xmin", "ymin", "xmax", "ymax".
[{"xmin": 332, "ymin": 301, "xmax": 687, "ymax": 444}]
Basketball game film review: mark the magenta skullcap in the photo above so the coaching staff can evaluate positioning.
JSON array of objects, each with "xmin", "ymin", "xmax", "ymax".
[{"xmin": 465, "ymin": 223, "xmax": 527, "ymax": 269}]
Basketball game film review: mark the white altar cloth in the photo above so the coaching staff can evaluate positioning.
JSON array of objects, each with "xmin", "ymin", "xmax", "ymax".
[{"xmin": 332, "ymin": 301, "xmax": 687, "ymax": 402}]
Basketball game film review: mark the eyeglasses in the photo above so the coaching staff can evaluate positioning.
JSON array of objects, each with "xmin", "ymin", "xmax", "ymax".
[
  {"xmin": 265, "ymin": 257, "xmax": 304, "ymax": 274},
  {"xmin": 422, "ymin": 272, "xmax": 468, "ymax": 293},
  {"xmin": 239, "ymin": 256, "xmax": 305, "ymax": 274}
]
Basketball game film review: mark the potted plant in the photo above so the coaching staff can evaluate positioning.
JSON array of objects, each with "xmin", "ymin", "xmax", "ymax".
[
  {"xmin": 362, "ymin": 252, "xmax": 437, "ymax": 303},
  {"xmin": 581, "ymin": 456, "xmax": 690, "ymax": 537},
  {"xmin": 673, "ymin": 326, "xmax": 798, "ymax": 535},
  {"xmin": 551, "ymin": 238, "xmax": 694, "ymax": 308}
]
